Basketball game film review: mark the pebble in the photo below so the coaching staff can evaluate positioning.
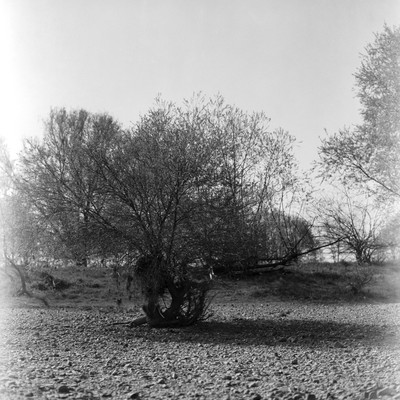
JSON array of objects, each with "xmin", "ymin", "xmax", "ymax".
[
  {"xmin": 58, "ymin": 385, "xmax": 73, "ymax": 394},
  {"xmin": 127, "ymin": 392, "xmax": 141, "ymax": 399}
]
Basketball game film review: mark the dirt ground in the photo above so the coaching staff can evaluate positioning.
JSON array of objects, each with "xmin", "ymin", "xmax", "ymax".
[
  {"xmin": 0, "ymin": 262, "xmax": 399, "ymax": 399},
  {"xmin": 0, "ymin": 263, "xmax": 400, "ymax": 399}
]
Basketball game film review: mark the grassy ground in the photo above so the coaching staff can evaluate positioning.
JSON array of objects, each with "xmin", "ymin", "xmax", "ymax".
[
  {"xmin": 235, "ymin": 262, "xmax": 400, "ymax": 303},
  {"xmin": 2, "ymin": 261, "xmax": 400, "ymax": 309}
]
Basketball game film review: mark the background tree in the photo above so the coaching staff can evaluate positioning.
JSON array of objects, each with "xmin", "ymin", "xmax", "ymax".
[
  {"xmin": 317, "ymin": 189, "xmax": 391, "ymax": 264},
  {"xmin": 0, "ymin": 139, "xmax": 47, "ymax": 301},
  {"xmin": 257, "ymin": 209, "xmax": 317, "ymax": 264},
  {"xmin": 377, "ymin": 212, "xmax": 400, "ymax": 261},
  {"xmin": 186, "ymin": 96, "xmax": 318, "ymax": 272},
  {"xmin": 319, "ymin": 25, "xmax": 400, "ymax": 200},
  {"xmin": 15, "ymin": 109, "xmax": 121, "ymax": 266}
]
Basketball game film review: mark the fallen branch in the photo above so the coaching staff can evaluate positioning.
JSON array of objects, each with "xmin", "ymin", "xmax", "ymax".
[{"xmin": 214, "ymin": 238, "xmax": 344, "ymax": 274}]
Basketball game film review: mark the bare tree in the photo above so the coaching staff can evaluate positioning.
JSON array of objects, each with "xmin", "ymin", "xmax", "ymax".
[
  {"xmin": 186, "ymin": 96, "xmax": 316, "ymax": 273},
  {"xmin": 318, "ymin": 189, "xmax": 391, "ymax": 264}
]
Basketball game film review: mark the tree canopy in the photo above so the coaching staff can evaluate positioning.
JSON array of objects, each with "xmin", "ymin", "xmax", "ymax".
[
  {"xmin": 319, "ymin": 25, "xmax": 400, "ymax": 200},
  {"xmin": 2, "ymin": 95, "xmax": 325, "ymax": 326}
]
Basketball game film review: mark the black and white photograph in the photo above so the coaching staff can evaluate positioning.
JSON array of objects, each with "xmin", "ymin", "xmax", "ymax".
[{"xmin": 0, "ymin": 1, "xmax": 399, "ymax": 399}]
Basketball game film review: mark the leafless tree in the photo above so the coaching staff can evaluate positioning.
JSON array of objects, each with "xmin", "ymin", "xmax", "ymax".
[{"xmin": 318, "ymin": 189, "xmax": 392, "ymax": 264}]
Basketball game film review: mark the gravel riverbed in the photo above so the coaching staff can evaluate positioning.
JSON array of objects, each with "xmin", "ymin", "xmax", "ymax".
[{"xmin": 0, "ymin": 300, "xmax": 399, "ymax": 399}]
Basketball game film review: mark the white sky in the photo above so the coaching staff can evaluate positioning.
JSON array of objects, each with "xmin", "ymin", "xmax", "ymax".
[{"xmin": 1, "ymin": 0, "xmax": 399, "ymax": 168}]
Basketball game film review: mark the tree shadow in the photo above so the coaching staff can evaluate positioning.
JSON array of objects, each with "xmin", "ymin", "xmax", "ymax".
[{"xmin": 116, "ymin": 317, "xmax": 398, "ymax": 348}]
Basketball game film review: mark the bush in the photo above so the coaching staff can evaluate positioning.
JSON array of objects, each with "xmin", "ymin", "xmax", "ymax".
[{"xmin": 31, "ymin": 271, "xmax": 72, "ymax": 291}]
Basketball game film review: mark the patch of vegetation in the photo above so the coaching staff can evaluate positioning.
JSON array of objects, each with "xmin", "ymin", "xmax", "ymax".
[
  {"xmin": 247, "ymin": 262, "xmax": 400, "ymax": 302},
  {"xmin": 311, "ymin": 270, "xmax": 342, "ymax": 281},
  {"xmin": 29, "ymin": 271, "xmax": 72, "ymax": 291}
]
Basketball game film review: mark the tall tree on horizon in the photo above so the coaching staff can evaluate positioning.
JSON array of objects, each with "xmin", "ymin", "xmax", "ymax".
[{"xmin": 320, "ymin": 24, "xmax": 400, "ymax": 200}]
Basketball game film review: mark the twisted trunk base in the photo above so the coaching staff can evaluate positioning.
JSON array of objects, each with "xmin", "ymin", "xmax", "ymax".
[
  {"xmin": 131, "ymin": 255, "xmax": 213, "ymax": 328},
  {"xmin": 130, "ymin": 280, "xmax": 211, "ymax": 328}
]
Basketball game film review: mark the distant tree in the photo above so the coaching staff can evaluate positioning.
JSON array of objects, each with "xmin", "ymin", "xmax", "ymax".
[
  {"xmin": 0, "ymin": 140, "xmax": 47, "ymax": 302},
  {"xmin": 0, "ymin": 140, "xmax": 36, "ymax": 263},
  {"xmin": 258, "ymin": 210, "xmax": 317, "ymax": 263},
  {"xmin": 15, "ymin": 109, "xmax": 121, "ymax": 265},
  {"xmin": 318, "ymin": 189, "xmax": 391, "ymax": 264},
  {"xmin": 0, "ymin": 192, "xmax": 42, "ymax": 263},
  {"xmin": 186, "ymin": 97, "xmax": 307, "ymax": 272},
  {"xmin": 320, "ymin": 25, "xmax": 400, "ymax": 200},
  {"xmin": 377, "ymin": 213, "xmax": 400, "ymax": 261}
]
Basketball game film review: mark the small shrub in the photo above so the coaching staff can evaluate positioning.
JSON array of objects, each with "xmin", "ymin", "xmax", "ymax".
[{"xmin": 30, "ymin": 271, "xmax": 72, "ymax": 291}]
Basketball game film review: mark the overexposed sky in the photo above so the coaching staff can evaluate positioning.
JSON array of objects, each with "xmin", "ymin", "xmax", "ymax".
[{"xmin": 1, "ymin": 0, "xmax": 399, "ymax": 168}]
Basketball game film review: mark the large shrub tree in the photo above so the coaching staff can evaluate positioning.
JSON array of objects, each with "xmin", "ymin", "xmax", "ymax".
[
  {"xmin": 86, "ymin": 98, "xmax": 222, "ymax": 326},
  {"xmin": 8, "ymin": 95, "xmax": 321, "ymax": 326},
  {"xmin": 88, "ymin": 96, "xmax": 321, "ymax": 326}
]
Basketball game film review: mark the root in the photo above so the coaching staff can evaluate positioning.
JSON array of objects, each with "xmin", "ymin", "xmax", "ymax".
[{"xmin": 130, "ymin": 316, "xmax": 148, "ymax": 327}]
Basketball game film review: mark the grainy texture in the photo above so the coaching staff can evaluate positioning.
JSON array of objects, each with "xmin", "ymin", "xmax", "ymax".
[{"xmin": 0, "ymin": 300, "xmax": 399, "ymax": 399}]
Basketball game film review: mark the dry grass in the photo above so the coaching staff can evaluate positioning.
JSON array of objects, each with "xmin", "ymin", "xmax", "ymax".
[
  {"xmin": 2, "ymin": 261, "xmax": 400, "ymax": 308},
  {"xmin": 246, "ymin": 261, "xmax": 400, "ymax": 302}
]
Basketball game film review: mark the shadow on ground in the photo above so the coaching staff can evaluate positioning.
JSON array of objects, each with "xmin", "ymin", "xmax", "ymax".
[{"xmin": 110, "ymin": 317, "xmax": 398, "ymax": 348}]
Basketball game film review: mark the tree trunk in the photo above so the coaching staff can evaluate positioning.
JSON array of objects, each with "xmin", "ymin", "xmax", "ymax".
[
  {"xmin": 142, "ymin": 282, "xmax": 186, "ymax": 328},
  {"xmin": 6, "ymin": 258, "xmax": 49, "ymax": 307},
  {"xmin": 132, "ymin": 255, "xmax": 212, "ymax": 328}
]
